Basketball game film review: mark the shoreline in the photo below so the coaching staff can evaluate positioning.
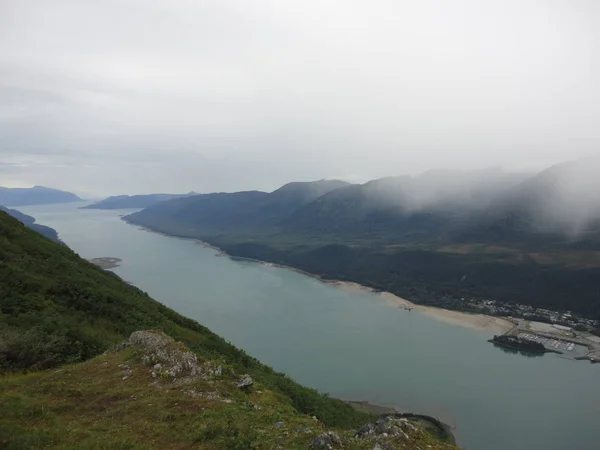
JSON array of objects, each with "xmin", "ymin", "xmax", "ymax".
[{"xmin": 131, "ymin": 222, "xmax": 515, "ymax": 334}]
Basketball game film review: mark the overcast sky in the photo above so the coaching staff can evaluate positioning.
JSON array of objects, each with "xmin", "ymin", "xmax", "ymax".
[{"xmin": 1, "ymin": 0, "xmax": 598, "ymax": 196}]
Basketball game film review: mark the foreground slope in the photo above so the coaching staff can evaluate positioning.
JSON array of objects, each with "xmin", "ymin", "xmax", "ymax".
[
  {"xmin": 0, "ymin": 210, "xmax": 366, "ymax": 427},
  {"xmin": 0, "ymin": 330, "xmax": 456, "ymax": 449},
  {"xmin": 0, "ymin": 206, "xmax": 62, "ymax": 243},
  {"xmin": 0, "ymin": 211, "xmax": 458, "ymax": 448}
]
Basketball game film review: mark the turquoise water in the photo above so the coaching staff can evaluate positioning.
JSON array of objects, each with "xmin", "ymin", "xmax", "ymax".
[{"xmin": 22, "ymin": 203, "xmax": 600, "ymax": 450}]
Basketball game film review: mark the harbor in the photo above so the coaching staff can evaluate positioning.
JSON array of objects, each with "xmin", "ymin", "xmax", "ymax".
[{"xmin": 500, "ymin": 318, "xmax": 600, "ymax": 362}]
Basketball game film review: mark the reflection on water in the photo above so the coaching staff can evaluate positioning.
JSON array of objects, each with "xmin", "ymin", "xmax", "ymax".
[{"xmin": 493, "ymin": 345, "xmax": 545, "ymax": 358}]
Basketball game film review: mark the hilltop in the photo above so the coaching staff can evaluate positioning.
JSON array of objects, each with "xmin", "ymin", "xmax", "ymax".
[
  {"xmin": 0, "ymin": 211, "xmax": 457, "ymax": 449},
  {"xmin": 0, "ymin": 186, "xmax": 81, "ymax": 206}
]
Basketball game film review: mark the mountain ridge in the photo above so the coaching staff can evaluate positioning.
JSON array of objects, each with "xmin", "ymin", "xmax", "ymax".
[
  {"xmin": 124, "ymin": 162, "xmax": 600, "ymax": 321},
  {"xmin": 0, "ymin": 186, "xmax": 81, "ymax": 206},
  {"xmin": 82, "ymin": 192, "xmax": 198, "ymax": 210}
]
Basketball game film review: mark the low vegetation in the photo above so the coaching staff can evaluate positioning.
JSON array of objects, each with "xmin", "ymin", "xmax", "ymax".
[
  {"xmin": 0, "ymin": 211, "xmax": 458, "ymax": 448},
  {"xmin": 0, "ymin": 331, "xmax": 457, "ymax": 449},
  {"xmin": 0, "ymin": 211, "xmax": 368, "ymax": 428}
]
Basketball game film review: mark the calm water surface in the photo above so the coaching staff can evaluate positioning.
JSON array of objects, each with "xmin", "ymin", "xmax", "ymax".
[{"xmin": 21, "ymin": 203, "xmax": 600, "ymax": 450}]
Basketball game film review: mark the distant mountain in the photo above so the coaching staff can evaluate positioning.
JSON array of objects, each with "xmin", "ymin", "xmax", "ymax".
[
  {"xmin": 124, "ymin": 165, "xmax": 600, "ymax": 320},
  {"xmin": 0, "ymin": 186, "xmax": 81, "ymax": 206},
  {"xmin": 458, "ymin": 159, "xmax": 600, "ymax": 245},
  {"xmin": 125, "ymin": 165, "xmax": 600, "ymax": 246},
  {"xmin": 0, "ymin": 206, "xmax": 62, "ymax": 243},
  {"xmin": 283, "ymin": 169, "xmax": 528, "ymax": 240},
  {"xmin": 81, "ymin": 192, "xmax": 198, "ymax": 209},
  {"xmin": 126, "ymin": 180, "xmax": 350, "ymax": 232}
]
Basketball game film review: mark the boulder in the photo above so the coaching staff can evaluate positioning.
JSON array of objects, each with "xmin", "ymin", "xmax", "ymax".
[
  {"xmin": 237, "ymin": 375, "xmax": 254, "ymax": 389},
  {"xmin": 310, "ymin": 431, "xmax": 343, "ymax": 449}
]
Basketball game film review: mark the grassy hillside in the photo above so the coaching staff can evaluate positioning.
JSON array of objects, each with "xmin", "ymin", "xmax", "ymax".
[
  {"xmin": 0, "ymin": 206, "xmax": 61, "ymax": 243},
  {"xmin": 0, "ymin": 211, "xmax": 370, "ymax": 429},
  {"xmin": 0, "ymin": 210, "xmax": 458, "ymax": 449},
  {"xmin": 0, "ymin": 331, "xmax": 457, "ymax": 449}
]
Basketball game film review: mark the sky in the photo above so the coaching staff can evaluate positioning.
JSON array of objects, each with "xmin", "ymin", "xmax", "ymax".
[{"xmin": 0, "ymin": 0, "xmax": 598, "ymax": 197}]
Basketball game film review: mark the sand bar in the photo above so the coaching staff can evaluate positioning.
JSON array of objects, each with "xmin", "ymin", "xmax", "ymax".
[{"xmin": 327, "ymin": 280, "xmax": 515, "ymax": 333}]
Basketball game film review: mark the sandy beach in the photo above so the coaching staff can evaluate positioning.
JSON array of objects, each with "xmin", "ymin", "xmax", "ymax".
[
  {"xmin": 133, "ymin": 224, "xmax": 515, "ymax": 334},
  {"xmin": 327, "ymin": 280, "xmax": 515, "ymax": 333}
]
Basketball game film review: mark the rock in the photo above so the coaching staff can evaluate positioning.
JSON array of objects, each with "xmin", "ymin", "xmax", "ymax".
[
  {"xmin": 237, "ymin": 375, "xmax": 254, "ymax": 389},
  {"xmin": 310, "ymin": 432, "xmax": 343, "ymax": 449},
  {"xmin": 356, "ymin": 423, "xmax": 375, "ymax": 437},
  {"xmin": 114, "ymin": 330, "xmax": 221, "ymax": 384},
  {"xmin": 370, "ymin": 444, "xmax": 394, "ymax": 450},
  {"xmin": 274, "ymin": 421, "xmax": 285, "ymax": 429},
  {"xmin": 356, "ymin": 416, "xmax": 411, "ymax": 441}
]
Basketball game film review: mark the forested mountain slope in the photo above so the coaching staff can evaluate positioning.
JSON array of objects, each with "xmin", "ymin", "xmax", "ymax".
[{"xmin": 125, "ymin": 164, "xmax": 600, "ymax": 321}]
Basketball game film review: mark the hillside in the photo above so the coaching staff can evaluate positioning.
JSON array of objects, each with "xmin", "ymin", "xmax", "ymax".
[
  {"xmin": 124, "ymin": 163, "xmax": 600, "ymax": 321},
  {"xmin": 0, "ymin": 206, "xmax": 61, "ymax": 243},
  {"xmin": 82, "ymin": 192, "xmax": 198, "ymax": 210},
  {"xmin": 127, "ymin": 180, "xmax": 350, "ymax": 233},
  {"xmin": 0, "ymin": 186, "xmax": 81, "ymax": 206},
  {"xmin": 0, "ymin": 330, "xmax": 456, "ymax": 450},
  {"xmin": 459, "ymin": 159, "xmax": 600, "ymax": 247},
  {"xmin": 284, "ymin": 169, "xmax": 527, "ymax": 240},
  {"xmin": 0, "ymin": 211, "xmax": 457, "ymax": 449}
]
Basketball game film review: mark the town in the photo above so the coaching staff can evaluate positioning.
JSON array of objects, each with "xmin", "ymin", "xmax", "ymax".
[{"xmin": 465, "ymin": 298, "xmax": 599, "ymax": 334}]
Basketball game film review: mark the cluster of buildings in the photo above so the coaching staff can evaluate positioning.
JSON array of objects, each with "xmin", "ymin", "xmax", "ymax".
[{"xmin": 464, "ymin": 298, "xmax": 599, "ymax": 332}]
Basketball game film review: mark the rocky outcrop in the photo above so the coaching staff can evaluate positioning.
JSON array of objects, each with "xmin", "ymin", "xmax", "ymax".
[
  {"xmin": 114, "ymin": 330, "xmax": 221, "ymax": 383},
  {"xmin": 109, "ymin": 332, "xmax": 455, "ymax": 449},
  {"xmin": 355, "ymin": 416, "xmax": 418, "ymax": 440},
  {"xmin": 310, "ymin": 431, "xmax": 343, "ymax": 449}
]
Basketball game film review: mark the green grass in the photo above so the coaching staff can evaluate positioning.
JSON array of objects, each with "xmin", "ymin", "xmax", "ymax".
[
  {"xmin": 0, "ymin": 211, "xmax": 371, "ymax": 429},
  {"xmin": 0, "ymin": 338, "xmax": 458, "ymax": 450}
]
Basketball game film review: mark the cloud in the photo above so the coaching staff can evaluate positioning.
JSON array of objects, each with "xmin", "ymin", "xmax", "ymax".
[{"xmin": 1, "ymin": 0, "xmax": 599, "ymax": 195}]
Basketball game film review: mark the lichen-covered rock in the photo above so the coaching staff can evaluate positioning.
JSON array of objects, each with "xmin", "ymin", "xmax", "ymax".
[
  {"xmin": 356, "ymin": 422, "xmax": 376, "ymax": 437},
  {"xmin": 114, "ymin": 330, "xmax": 221, "ymax": 384},
  {"xmin": 356, "ymin": 416, "xmax": 414, "ymax": 441},
  {"xmin": 310, "ymin": 431, "xmax": 343, "ymax": 449},
  {"xmin": 237, "ymin": 374, "xmax": 253, "ymax": 389}
]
